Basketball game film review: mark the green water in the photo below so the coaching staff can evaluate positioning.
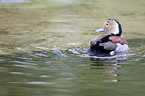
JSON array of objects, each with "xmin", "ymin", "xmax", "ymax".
[{"xmin": 0, "ymin": 0, "xmax": 145, "ymax": 96}]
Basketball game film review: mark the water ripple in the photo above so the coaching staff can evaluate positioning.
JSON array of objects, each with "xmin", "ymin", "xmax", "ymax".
[
  {"xmin": 13, "ymin": 64, "xmax": 36, "ymax": 68},
  {"xmin": 10, "ymin": 72, "xmax": 24, "ymax": 74},
  {"xmin": 25, "ymin": 82, "xmax": 55, "ymax": 85},
  {"xmin": 40, "ymin": 75, "xmax": 52, "ymax": 78},
  {"xmin": 9, "ymin": 61, "xmax": 37, "ymax": 65}
]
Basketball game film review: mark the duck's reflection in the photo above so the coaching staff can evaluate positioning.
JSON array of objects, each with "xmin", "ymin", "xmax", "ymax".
[{"xmin": 89, "ymin": 57, "xmax": 118, "ymax": 82}]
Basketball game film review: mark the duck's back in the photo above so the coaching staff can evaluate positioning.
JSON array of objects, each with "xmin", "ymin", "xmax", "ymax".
[{"xmin": 87, "ymin": 35, "xmax": 117, "ymax": 56}]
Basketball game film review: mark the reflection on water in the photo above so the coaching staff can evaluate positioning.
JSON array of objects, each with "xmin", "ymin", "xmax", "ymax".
[
  {"xmin": 88, "ymin": 54, "xmax": 131, "ymax": 83},
  {"xmin": 0, "ymin": 0, "xmax": 145, "ymax": 96},
  {"xmin": 90, "ymin": 58, "xmax": 118, "ymax": 82}
]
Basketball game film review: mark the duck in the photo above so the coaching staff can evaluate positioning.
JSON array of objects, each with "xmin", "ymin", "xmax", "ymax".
[{"xmin": 87, "ymin": 18, "xmax": 129, "ymax": 56}]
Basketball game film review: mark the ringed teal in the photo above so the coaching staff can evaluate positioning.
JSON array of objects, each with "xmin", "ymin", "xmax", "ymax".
[{"xmin": 87, "ymin": 19, "xmax": 129, "ymax": 56}]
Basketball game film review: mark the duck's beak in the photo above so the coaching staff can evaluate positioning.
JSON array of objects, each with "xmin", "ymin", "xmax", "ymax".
[{"xmin": 95, "ymin": 27, "xmax": 105, "ymax": 33}]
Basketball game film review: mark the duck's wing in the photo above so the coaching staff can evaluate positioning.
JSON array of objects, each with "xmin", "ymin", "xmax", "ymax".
[
  {"xmin": 120, "ymin": 35, "xmax": 128, "ymax": 44},
  {"xmin": 99, "ymin": 41, "xmax": 117, "ymax": 51},
  {"xmin": 91, "ymin": 34, "xmax": 108, "ymax": 42},
  {"xmin": 109, "ymin": 35, "xmax": 128, "ymax": 45},
  {"xmin": 89, "ymin": 34, "xmax": 108, "ymax": 48},
  {"xmin": 88, "ymin": 34, "xmax": 117, "ymax": 56}
]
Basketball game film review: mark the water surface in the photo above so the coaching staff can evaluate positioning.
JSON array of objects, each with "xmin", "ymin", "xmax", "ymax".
[{"xmin": 0, "ymin": 0, "xmax": 145, "ymax": 96}]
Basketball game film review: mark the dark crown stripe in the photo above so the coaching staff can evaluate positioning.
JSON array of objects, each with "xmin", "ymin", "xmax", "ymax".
[{"xmin": 113, "ymin": 19, "xmax": 122, "ymax": 36}]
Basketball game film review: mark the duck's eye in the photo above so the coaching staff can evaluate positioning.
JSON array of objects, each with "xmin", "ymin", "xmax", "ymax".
[
  {"xmin": 106, "ymin": 24, "xmax": 109, "ymax": 25},
  {"xmin": 90, "ymin": 41, "xmax": 92, "ymax": 44}
]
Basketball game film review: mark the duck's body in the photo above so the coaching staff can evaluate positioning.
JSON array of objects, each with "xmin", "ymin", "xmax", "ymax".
[{"xmin": 87, "ymin": 19, "xmax": 129, "ymax": 56}]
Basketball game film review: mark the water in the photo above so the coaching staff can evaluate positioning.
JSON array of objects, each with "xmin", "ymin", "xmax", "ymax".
[
  {"xmin": 0, "ymin": 0, "xmax": 145, "ymax": 96},
  {"xmin": 0, "ymin": 0, "xmax": 30, "ymax": 3}
]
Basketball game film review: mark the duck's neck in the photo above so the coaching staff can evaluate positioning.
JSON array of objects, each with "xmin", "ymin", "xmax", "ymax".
[{"xmin": 113, "ymin": 19, "xmax": 122, "ymax": 36}]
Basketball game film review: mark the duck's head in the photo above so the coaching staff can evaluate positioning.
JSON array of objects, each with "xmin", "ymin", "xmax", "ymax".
[{"xmin": 95, "ymin": 19, "xmax": 122, "ymax": 36}]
